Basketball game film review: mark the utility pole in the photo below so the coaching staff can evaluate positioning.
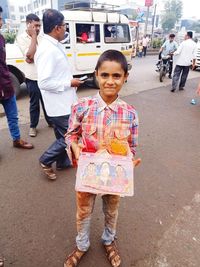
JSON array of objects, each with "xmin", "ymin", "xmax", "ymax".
[
  {"xmin": 144, "ymin": 5, "xmax": 150, "ymax": 36},
  {"xmin": 151, "ymin": 2, "xmax": 157, "ymax": 43}
]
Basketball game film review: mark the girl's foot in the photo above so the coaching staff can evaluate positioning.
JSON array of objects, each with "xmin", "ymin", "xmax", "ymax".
[
  {"xmin": 64, "ymin": 247, "xmax": 86, "ymax": 267},
  {"xmin": 104, "ymin": 241, "xmax": 121, "ymax": 267}
]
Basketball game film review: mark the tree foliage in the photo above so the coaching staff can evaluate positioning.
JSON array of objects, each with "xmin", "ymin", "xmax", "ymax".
[
  {"xmin": 161, "ymin": 0, "xmax": 183, "ymax": 32},
  {"xmin": 191, "ymin": 21, "xmax": 200, "ymax": 33}
]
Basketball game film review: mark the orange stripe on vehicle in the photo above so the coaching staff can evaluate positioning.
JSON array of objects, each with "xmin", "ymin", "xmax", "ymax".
[
  {"xmin": 16, "ymin": 59, "xmax": 24, "ymax": 63},
  {"xmin": 122, "ymin": 51, "xmax": 132, "ymax": 56},
  {"xmin": 77, "ymin": 52, "xmax": 101, "ymax": 56}
]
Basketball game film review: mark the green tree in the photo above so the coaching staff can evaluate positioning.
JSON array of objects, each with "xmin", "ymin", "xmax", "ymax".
[
  {"xmin": 162, "ymin": 13, "xmax": 177, "ymax": 33},
  {"xmin": 164, "ymin": 0, "xmax": 183, "ymax": 21},
  {"xmin": 131, "ymin": 10, "xmax": 138, "ymax": 20},
  {"xmin": 191, "ymin": 21, "xmax": 200, "ymax": 33},
  {"xmin": 161, "ymin": 0, "xmax": 183, "ymax": 32}
]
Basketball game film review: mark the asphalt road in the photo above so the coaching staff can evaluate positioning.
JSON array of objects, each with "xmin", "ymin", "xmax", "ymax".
[
  {"xmin": 0, "ymin": 57, "xmax": 200, "ymax": 267},
  {"xmin": 1, "ymin": 72, "xmax": 200, "ymax": 266}
]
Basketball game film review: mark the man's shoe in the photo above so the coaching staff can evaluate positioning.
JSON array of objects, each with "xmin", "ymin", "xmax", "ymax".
[
  {"xmin": 29, "ymin": 127, "xmax": 37, "ymax": 137},
  {"xmin": 171, "ymin": 88, "xmax": 175, "ymax": 92},
  {"xmin": 179, "ymin": 87, "xmax": 184, "ymax": 91},
  {"xmin": 40, "ymin": 163, "xmax": 57, "ymax": 180},
  {"xmin": 168, "ymin": 74, "xmax": 172, "ymax": 79},
  {"xmin": 13, "ymin": 139, "xmax": 34, "ymax": 149}
]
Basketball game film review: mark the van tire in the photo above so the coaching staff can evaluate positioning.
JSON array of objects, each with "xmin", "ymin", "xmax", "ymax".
[
  {"xmin": 10, "ymin": 72, "xmax": 21, "ymax": 98},
  {"xmin": 93, "ymin": 74, "xmax": 99, "ymax": 89}
]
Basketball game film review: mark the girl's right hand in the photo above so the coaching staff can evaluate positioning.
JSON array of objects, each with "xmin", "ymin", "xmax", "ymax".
[{"xmin": 71, "ymin": 142, "xmax": 85, "ymax": 162}]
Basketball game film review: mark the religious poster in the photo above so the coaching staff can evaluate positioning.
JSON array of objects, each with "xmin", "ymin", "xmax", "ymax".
[{"xmin": 76, "ymin": 151, "xmax": 134, "ymax": 197}]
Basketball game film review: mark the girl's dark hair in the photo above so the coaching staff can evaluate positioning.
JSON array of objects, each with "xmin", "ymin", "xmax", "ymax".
[
  {"xmin": 43, "ymin": 9, "xmax": 64, "ymax": 34},
  {"xmin": 95, "ymin": 49, "xmax": 128, "ymax": 74},
  {"xmin": 0, "ymin": 6, "xmax": 3, "ymax": 13}
]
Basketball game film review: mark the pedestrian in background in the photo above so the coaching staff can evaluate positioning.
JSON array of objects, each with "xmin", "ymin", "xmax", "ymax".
[
  {"xmin": 64, "ymin": 50, "xmax": 139, "ymax": 267},
  {"xmin": 137, "ymin": 41, "xmax": 143, "ymax": 58},
  {"xmin": 171, "ymin": 31, "xmax": 197, "ymax": 92},
  {"xmin": 0, "ymin": 6, "xmax": 33, "ymax": 149},
  {"xmin": 35, "ymin": 9, "xmax": 83, "ymax": 180},
  {"xmin": 16, "ymin": 13, "xmax": 51, "ymax": 137},
  {"xmin": 142, "ymin": 35, "xmax": 149, "ymax": 57}
]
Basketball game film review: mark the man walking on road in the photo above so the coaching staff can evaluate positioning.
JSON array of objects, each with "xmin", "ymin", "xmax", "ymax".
[
  {"xmin": 142, "ymin": 35, "xmax": 149, "ymax": 57},
  {"xmin": 35, "ymin": 9, "xmax": 83, "ymax": 180},
  {"xmin": 16, "ymin": 14, "xmax": 51, "ymax": 137},
  {"xmin": 0, "ymin": 6, "xmax": 33, "ymax": 150},
  {"xmin": 171, "ymin": 31, "xmax": 197, "ymax": 92}
]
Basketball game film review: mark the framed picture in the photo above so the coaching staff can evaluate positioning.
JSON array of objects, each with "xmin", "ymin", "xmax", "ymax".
[{"xmin": 76, "ymin": 151, "xmax": 134, "ymax": 197}]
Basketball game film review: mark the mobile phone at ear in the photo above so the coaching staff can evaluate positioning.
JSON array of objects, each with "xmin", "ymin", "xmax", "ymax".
[{"xmin": 79, "ymin": 75, "xmax": 88, "ymax": 81}]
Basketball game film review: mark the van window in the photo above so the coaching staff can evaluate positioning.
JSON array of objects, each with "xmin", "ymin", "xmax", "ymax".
[
  {"xmin": 61, "ymin": 23, "xmax": 70, "ymax": 44},
  {"xmin": 104, "ymin": 24, "xmax": 130, "ymax": 43},
  {"xmin": 76, "ymin": 23, "xmax": 100, "ymax": 43}
]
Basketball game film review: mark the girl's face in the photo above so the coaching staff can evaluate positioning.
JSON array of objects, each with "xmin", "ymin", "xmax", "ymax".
[{"xmin": 96, "ymin": 60, "xmax": 128, "ymax": 104}]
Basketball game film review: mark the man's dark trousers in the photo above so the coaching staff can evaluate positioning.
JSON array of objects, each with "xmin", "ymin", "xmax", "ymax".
[
  {"xmin": 39, "ymin": 115, "xmax": 71, "ymax": 169},
  {"xmin": 172, "ymin": 65, "xmax": 190, "ymax": 90},
  {"xmin": 26, "ymin": 79, "xmax": 51, "ymax": 127}
]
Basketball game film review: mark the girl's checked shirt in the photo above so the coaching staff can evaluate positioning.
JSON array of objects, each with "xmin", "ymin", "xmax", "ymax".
[{"xmin": 65, "ymin": 93, "xmax": 139, "ymax": 159}]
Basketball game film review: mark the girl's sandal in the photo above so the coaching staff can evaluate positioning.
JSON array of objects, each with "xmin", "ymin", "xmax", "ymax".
[
  {"xmin": 104, "ymin": 241, "xmax": 121, "ymax": 267},
  {"xmin": 0, "ymin": 257, "xmax": 4, "ymax": 267},
  {"xmin": 64, "ymin": 247, "xmax": 87, "ymax": 267}
]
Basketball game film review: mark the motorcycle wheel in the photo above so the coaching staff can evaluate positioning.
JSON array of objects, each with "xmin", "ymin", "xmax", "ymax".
[{"xmin": 159, "ymin": 67, "xmax": 165, "ymax": 82}]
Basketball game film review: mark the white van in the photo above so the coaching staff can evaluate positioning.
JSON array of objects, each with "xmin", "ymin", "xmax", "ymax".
[{"xmin": 6, "ymin": 9, "xmax": 133, "ymax": 95}]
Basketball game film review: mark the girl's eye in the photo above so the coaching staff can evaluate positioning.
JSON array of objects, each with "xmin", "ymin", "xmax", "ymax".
[
  {"xmin": 100, "ymin": 73, "xmax": 109, "ymax": 78},
  {"xmin": 113, "ymin": 74, "xmax": 122, "ymax": 79}
]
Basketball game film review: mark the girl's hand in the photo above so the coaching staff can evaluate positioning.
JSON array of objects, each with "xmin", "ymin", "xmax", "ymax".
[
  {"xmin": 133, "ymin": 158, "xmax": 141, "ymax": 167},
  {"xmin": 71, "ymin": 142, "xmax": 85, "ymax": 162}
]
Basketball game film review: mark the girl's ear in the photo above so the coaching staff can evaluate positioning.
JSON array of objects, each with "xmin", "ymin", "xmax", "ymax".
[
  {"xmin": 124, "ymin": 72, "xmax": 129, "ymax": 82},
  {"xmin": 95, "ymin": 70, "xmax": 99, "ymax": 81}
]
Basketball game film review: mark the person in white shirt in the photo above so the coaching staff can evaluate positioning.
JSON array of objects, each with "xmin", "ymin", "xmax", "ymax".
[
  {"xmin": 142, "ymin": 35, "xmax": 149, "ymax": 57},
  {"xmin": 171, "ymin": 31, "xmax": 197, "ymax": 92},
  {"xmin": 16, "ymin": 14, "xmax": 51, "ymax": 137},
  {"xmin": 35, "ymin": 9, "xmax": 83, "ymax": 180}
]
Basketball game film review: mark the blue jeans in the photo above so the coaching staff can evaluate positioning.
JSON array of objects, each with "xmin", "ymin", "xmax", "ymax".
[
  {"xmin": 26, "ymin": 79, "xmax": 51, "ymax": 128},
  {"xmin": 0, "ymin": 95, "xmax": 20, "ymax": 141},
  {"xmin": 39, "ymin": 115, "xmax": 71, "ymax": 168},
  {"xmin": 172, "ymin": 65, "xmax": 190, "ymax": 90},
  {"xmin": 76, "ymin": 192, "xmax": 120, "ymax": 251}
]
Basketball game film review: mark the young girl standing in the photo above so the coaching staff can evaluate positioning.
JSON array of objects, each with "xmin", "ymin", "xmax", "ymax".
[{"xmin": 64, "ymin": 50, "xmax": 139, "ymax": 267}]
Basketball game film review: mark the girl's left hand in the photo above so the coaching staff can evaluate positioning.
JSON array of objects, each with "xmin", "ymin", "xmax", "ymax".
[{"xmin": 133, "ymin": 158, "xmax": 141, "ymax": 167}]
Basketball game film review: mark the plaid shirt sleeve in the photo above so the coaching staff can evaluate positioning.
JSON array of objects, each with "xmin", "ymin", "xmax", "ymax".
[
  {"xmin": 129, "ymin": 110, "xmax": 139, "ymax": 157},
  {"xmin": 65, "ymin": 102, "xmax": 84, "ymax": 146}
]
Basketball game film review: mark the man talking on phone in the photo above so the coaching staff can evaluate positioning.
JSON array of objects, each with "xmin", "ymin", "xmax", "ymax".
[
  {"xmin": 16, "ymin": 14, "xmax": 51, "ymax": 137},
  {"xmin": 35, "ymin": 9, "xmax": 84, "ymax": 180}
]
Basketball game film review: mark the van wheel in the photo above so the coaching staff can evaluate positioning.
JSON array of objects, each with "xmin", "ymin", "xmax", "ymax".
[
  {"xmin": 93, "ymin": 74, "xmax": 99, "ymax": 89},
  {"xmin": 10, "ymin": 73, "xmax": 21, "ymax": 98}
]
